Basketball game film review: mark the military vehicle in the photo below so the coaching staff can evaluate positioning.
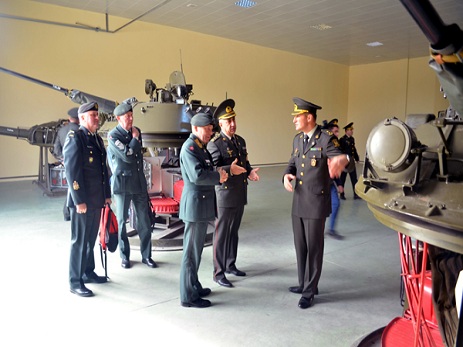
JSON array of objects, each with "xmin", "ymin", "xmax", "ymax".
[
  {"xmin": 355, "ymin": 0, "xmax": 463, "ymax": 346},
  {"xmin": 0, "ymin": 67, "xmax": 216, "ymax": 250}
]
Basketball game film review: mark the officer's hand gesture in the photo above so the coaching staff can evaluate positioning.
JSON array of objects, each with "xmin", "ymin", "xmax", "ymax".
[
  {"xmin": 131, "ymin": 127, "xmax": 140, "ymax": 139},
  {"xmin": 230, "ymin": 158, "xmax": 246, "ymax": 176},
  {"xmin": 248, "ymin": 167, "xmax": 260, "ymax": 181},
  {"xmin": 283, "ymin": 174, "xmax": 295, "ymax": 192},
  {"xmin": 218, "ymin": 167, "xmax": 228, "ymax": 183}
]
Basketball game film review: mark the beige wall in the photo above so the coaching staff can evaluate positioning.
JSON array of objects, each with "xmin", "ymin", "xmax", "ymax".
[{"xmin": 0, "ymin": 0, "xmax": 447, "ymax": 179}]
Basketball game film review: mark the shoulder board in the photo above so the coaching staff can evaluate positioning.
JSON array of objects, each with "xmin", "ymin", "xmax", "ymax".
[
  {"xmin": 194, "ymin": 138, "xmax": 203, "ymax": 149},
  {"xmin": 211, "ymin": 132, "xmax": 221, "ymax": 142},
  {"xmin": 321, "ymin": 129, "xmax": 333, "ymax": 136},
  {"xmin": 295, "ymin": 132, "xmax": 303, "ymax": 139}
]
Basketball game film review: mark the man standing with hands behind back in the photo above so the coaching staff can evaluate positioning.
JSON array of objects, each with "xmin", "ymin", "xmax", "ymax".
[
  {"xmin": 107, "ymin": 102, "xmax": 157, "ymax": 270},
  {"xmin": 179, "ymin": 112, "xmax": 228, "ymax": 308},
  {"xmin": 64, "ymin": 101, "xmax": 112, "ymax": 297},
  {"xmin": 283, "ymin": 97, "xmax": 348, "ymax": 309},
  {"xmin": 207, "ymin": 99, "xmax": 260, "ymax": 288}
]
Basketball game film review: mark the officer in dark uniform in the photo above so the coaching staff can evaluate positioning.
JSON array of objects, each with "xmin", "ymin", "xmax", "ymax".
[
  {"xmin": 63, "ymin": 102, "xmax": 112, "ymax": 297},
  {"xmin": 53, "ymin": 107, "xmax": 79, "ymax": 221},
  {"xmin": 283, "ymin": 97, "xmax": 348, "ymax": 309},
  {"xmin": 107, "ymin": 103, "xmax": 157, "ymax": 270},
  {"xmin": 339, "ymin": 122, "xmax": 360, "ymax": 200},
  {"xmin": 179, "ymin": 113, "xmax": 228, "ymax": 308},
  {"xmin": 207, "ymin": 99, "xmax": 260, "ymax": 288}
]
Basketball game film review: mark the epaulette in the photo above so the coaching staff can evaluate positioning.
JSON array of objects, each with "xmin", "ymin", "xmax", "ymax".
[
  {"xmin": 211, "ymin": 132, "xmax": 221, "ymax": 142},
  {"xmin": 321, "ymin": 128, "xmax": 333, "ymax": 136},
  {"xmin": 295, "ymin": 132, "xmax": 303, "ymax": 139}
]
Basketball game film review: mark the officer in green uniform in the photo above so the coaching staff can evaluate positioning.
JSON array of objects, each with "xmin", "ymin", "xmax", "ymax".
[
  {"xmin": 179, "ymin": 112, "xmax": 228, "ymax": 308},
  {"xmin": 283, "ymin": 97, "xmax": 349, "ymax": 309},
  {"xmin": 339, "ymin": 122, "xmax": 360, "ymax": 199},
  {"xmin": 64, "ymin": 102, "xmax": 112, "ymax": 297},
  {"xmin": 207, "ymin": 99, "xmax": 260, "ymax": 288},
  {"xmin": 107, "ymin": 103, "xmax": 157, "ymax": 270}
]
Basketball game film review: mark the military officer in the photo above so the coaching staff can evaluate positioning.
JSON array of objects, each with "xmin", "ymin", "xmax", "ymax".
[
  {"xmin": 53, "ymin": 107, "xmax": 79, "ymax": 221},
  {"xmin": 339, "ymin": 122, "xmax": 360, "ymax": 200},
  {"xmin": 107, "ymin": 103, "xmax": 157, "ymax": 270},
  {"xmin": 63, "ymin": 101, "xmax": 112, "ymax": 297},
  {"xmin": 207, "ymin": 99, "xmax": 259, "ymax": 288},
  {"xmin": 179, "ymin": 112, "xmax": 228, "ymax": 308},
  {"xmin": 283, "ymin": 97, "xmax": 348, "ymax": 309}
]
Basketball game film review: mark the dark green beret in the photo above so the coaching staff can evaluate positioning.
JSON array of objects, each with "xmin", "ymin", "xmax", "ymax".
[
  {"xmin": 292, "ymin": 97, "xmax": 322, "ymax": 116},
  {"xmin": 213, "ymin": 99, "xmax": 236, "ymax": 120},
  {"xmin": 114, "ymin": 103, "xmax": 132, "ymax": 117},
  {"xmin": 78, "ymin": 101, "xmax": 98, "ymax": 114},
  {"xmin": 191, "ymin": 112, "xmax": 213, "ymax": 126},
  {"xmin": 68, "ymin": 107, "xmax": 79, "ymax": 119}
]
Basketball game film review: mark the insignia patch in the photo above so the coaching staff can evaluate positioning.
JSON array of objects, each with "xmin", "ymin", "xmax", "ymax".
[
  {"xmin": 332, "ymin": 138, "xmax": 340, "ymax": 148},
  {"xmin": 311, "ymin": 158, "xmax": 317, "ymax": 167},
  {"xmin": 73, "ymin": 181, "xmax": 80, "ymax": 190},
  {"xmin": 189, "ymin": 146, "xmax": 194, "ymax": 151},
  {"xmin": 89, "ymin": 157, "xmax": 93, "ymax": 163}
]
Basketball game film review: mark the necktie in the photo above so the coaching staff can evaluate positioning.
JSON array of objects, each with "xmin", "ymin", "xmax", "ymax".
[
  {"xmin": 232, "ymin": 136, "xmax": 239, "ymax": 149},
  {"xmin": 303, "ymin": 134, "xmax": 309, "ymax": 152}
]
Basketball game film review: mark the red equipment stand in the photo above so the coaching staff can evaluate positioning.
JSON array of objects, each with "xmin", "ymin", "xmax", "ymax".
[{"xmin": 382, "ymin": 233, "xmax": 444, "ymax": 347}]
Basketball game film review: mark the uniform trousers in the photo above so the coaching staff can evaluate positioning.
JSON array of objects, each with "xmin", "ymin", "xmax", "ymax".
[
  {"xmin": 180, "ymin": 221, "xmax": 208, "ymax": 303},
  {"xmin": 113, "ymin": 193, "xmax": 152, "ymax": 261},
  {"xmin": 69, "ymin": 207, "xmax": 101, "ymax": 289},
  {"xmin": 213, "ymin": 205, "xmax": 245, "ymax": 280},
  {"xmin": 291, "ymin": 216, "xmax": 325, "ymax": 298},
  {"xmin": 340, "ymin": 168, "xmax": 358, "ymax": 194}
]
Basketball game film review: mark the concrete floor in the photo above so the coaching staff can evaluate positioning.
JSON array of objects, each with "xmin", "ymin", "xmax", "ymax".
[{"xmin": 0, "ymin": 165, "xmax": 404, "ymax": 347}]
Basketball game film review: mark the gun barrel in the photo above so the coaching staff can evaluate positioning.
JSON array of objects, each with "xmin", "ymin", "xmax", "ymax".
[
  {"xmin": 0, "ymin": 67, "xmax": 69, "ymax": 95},
  {"xmin": 0, "ymin": 125, "xmax": 30, "ymax": 140},
  {"xmin": 399, "ymin": 0, "xmax": 462, "ymax": 49}
]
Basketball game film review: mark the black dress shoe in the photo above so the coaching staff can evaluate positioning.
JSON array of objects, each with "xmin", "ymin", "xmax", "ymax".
[
  {"xmin": 354, "ymin": 195, "xmax": 361, "ymax": 200},
  {"xmin": 216, "ymin": 277, "xmax": 233, "ymax": 288},
  {"xmin": 298, "ymin": 296, "xmax": 314, "ymax": 309},
  {"xmin": 83, "ymin": 272, "xmax": 107, "ymax": 284},
  {"xmin": 70, "ymin": 286, "xmax": 94, "ymax": 297},
  {"xmin": 226, "ymin": 268, "xmax": 246, "ymax": 276},
  {"xmin": 121, "ymin": 259, "xmax": 131, "ymax": 269},
  {"xmin": 181, "ymin": 298, "xmax": 211, "ymax": 308},
  {"xmin": 142, "ymin": 257, "xmax": 158, "ymax": 268},
  {"xmin": 198, "ymin": 288, "xmax": 211, "ymax": 297},
  {"xmin": 289, "ymin": 286, "xmax": 303, "ymax": 294},
  {"xmin": 340, "ymin": 193, "xmax": 346, "ymax": 200}
]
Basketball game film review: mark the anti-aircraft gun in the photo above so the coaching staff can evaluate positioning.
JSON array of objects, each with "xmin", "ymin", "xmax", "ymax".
[
  {"xmin": 355, "ymin": 0, "xmax": 463, "ymax": 346},
  {"xmin": 0, "ymin": 67, "xmax": 215, "ymax": 250},
  {"xmin": 0, "ymin": 119, "xmax": 68, "ymax": 195}
]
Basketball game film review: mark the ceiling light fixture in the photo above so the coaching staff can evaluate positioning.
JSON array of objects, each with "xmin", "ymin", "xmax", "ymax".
[
  {"xmin": 367, "ymin": 41, "xmax": 384, "ymax": 47},
  {"xmin": 310, "ymin": 24, "xmax": 332, "ymax": 31},
  {"xmin": 235, "ymin": 0, "xmax": 256, "ymax": 8}
]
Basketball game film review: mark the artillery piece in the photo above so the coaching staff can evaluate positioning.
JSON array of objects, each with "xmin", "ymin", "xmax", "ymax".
[
  {"xmin": 0, "ymin": 67, "xmax": 216, "ymax": 250},
  {"xmin": 355, "ymin": 0, "xmax": 463, "ymax": 346}
]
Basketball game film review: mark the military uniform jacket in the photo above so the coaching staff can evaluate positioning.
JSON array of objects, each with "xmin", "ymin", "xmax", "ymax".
[
  {"xmin": 53, "ymin": 121, "xmax": 80, "ymax": 161},
  {"xmin": 63, "ymin": 126, "xmax": 111, "ymax": 209},
  {"xmin": 179, "ymin": 133, "xmax": 221, "ymax": 222},
  {"xmin": 207, "ymin": 132, "xmax": 252, "ymax": 208},
  {"xmin": 107, "ymin": 125, "xmax": 148, "ymax": 195},
  {"xmin": 340, "ymin": 135, "xmax": 359, "ymax": 161},
  {"xmin": 283, "ymin": 125, "xmax": 344, "ymax": 219}
]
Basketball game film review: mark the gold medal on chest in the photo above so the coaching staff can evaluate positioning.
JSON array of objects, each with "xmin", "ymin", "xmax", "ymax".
[{"xmin": 311, "ymin": 158, "xmax": 317, "ymax": 167}]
